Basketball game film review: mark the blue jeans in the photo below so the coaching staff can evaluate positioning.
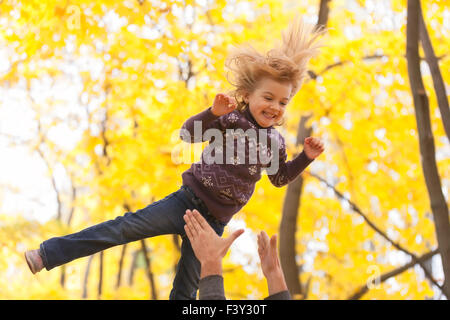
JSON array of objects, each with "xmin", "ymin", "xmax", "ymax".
[{"xmin": 39, "ymin": 185, "xmax": 227, "ymax": 300}]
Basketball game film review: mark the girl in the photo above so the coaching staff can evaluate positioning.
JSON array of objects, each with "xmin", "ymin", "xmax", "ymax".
[{"xmin": 25, "ymin": 15, "xmax": 326, "ymax": 300}]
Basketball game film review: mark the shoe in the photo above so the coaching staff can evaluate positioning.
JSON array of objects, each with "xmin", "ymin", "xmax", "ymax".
[{"xmin": 25, "ymin": 249, "xmax": 44, "ymax": 274}]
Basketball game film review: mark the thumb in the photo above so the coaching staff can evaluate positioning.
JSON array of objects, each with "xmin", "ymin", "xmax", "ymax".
[{"xmin": 225, "ymin": 229, "xmax": 245, "ymax": 247}]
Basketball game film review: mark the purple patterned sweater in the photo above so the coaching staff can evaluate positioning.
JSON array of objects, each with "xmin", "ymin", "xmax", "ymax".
[{"xmin": 180, "ymin": 106, "xmax": 314, "ymax": 223}]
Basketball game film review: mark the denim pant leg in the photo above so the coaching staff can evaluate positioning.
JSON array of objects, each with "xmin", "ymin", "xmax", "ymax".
[
  {"xmin": 169, "ymin": 185, "xmax": 227, "ymax": 300},
  {"xmin": 169, "ymin": 220, "xmax": 225, "ymax": 300},
  {"xmin": 39, "ymin": 190, "xmax": 187, "ymax": 271},
  {"xmin": 39, "ymin": 185, "xmax": 227, "ymax": 300}
]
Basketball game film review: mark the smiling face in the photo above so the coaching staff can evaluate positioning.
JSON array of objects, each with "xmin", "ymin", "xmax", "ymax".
[{"xmin": 243, "ymin": 77, "xmax": 293, "ymax": 128}]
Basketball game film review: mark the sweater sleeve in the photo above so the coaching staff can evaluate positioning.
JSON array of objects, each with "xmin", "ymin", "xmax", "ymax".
[
  {"xmin": 180, "ymin": 107, "xmax": 230, "ymax": 143},
  {"xmin": 198, "ymin": 275, "xmax": 291, "ymax": 300},
  {"xmin": 266, "ymin": 134, "xmax": 314, "ymax": 187},
  {"xmin": 264, "ymin": 290, "xmax": 292, "ymax": 300},
  {"xmin": 198, "ymin": 275, "xmax": 227, "ymax": 300}
]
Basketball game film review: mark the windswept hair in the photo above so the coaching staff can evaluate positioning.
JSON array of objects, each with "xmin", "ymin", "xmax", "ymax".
[{"xmin": 224, "ymin": 15, "xmax": 327, "ymax": 124}]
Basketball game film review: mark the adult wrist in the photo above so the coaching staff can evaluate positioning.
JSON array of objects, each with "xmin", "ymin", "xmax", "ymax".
[
  {"xmin": 265, "ymin": 268, "xmax": 288, "ymax": 296},
  {"xmin": 265, "ymin": 268, "xmax": 285, "ymax": 283},
  {"xmin": 200, "ymin": 259, "xmax": 223, "ymax": 278}
]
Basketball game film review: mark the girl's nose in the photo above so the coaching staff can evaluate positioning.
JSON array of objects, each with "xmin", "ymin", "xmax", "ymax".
[{"xmin": 269, "ymin": 104, "xmax": 280, "ymax": 112}]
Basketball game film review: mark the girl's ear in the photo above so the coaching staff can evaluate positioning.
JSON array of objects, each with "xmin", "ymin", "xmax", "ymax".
[{"xmin": 240, "ymin": 89, "xmax": 250, "ymax": 103}]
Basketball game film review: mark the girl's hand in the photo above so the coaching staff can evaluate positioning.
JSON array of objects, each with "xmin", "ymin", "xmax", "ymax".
[
  {"xmin": 304, "ymin": 137, "xmax": 325, "ymax": 160},
  {"xmin": 211, "ymin": 93, "xmax": 237, "ymax": 116}
]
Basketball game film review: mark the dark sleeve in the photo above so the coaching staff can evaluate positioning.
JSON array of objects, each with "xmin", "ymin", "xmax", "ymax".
[
  {"xmin": 198, "ymin": 275, "xmax": 227, "ymax": 300},
  {"xmin": 267, "ymin": 134, "xmax": 314, "ymax": 187},
  {"xmin": 180, "ymin": 107, "xmax": 229, "ymax": 143},
  {"xmin": 264, "ymin": 290, "xmax": 292, "ymax": 300}
]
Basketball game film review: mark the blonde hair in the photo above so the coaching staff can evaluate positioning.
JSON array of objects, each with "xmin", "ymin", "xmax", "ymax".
[{"xmin": 224, "ymin": 15, "xmax": 327, "ymax": 126}]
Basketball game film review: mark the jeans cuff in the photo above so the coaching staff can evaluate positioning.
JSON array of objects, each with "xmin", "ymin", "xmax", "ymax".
[{"xmin": 39, "ymin": 242, "xmax": 50, "ymax": 271}]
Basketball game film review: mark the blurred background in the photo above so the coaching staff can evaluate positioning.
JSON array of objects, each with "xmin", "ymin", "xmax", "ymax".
[{"xmin": 0, "ymin": 0, "xmax": 449, "ymax": 299}]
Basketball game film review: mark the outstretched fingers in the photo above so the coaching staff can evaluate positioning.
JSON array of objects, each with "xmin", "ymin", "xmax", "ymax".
[
  {"xmin": 270, "ymin": 234, "xmax": 277, "ymax": 248},
  {"xmin": 259, "ymin": 231, "xmax": 270, "ymax": 249},
  {"xmin": 184, "ymin": 223, "xmax": 194, "ymax": 242},
  {"xmin": 191, "ymin": 209, "xmax": 209, "ymax": 231},
  {"xmin": 257, "ymin": 231, "xmax": 269, "ymax": 258},
  {"xmin": 184, "ymin": 209, "xmax": 200, "ymax": 237},
  {"xmin": 269, "ymin": 234, "xmax": 278, "ymax": 257}
]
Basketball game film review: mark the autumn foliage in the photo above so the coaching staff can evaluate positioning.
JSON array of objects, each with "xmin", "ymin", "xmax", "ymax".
[{"xmin": 0, "ymin": 0, "xmax": 448, "ymax": 299}]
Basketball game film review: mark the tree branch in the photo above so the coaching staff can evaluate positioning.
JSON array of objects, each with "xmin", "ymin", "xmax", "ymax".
[
  {"xmin": 418, "ymin": 6, "xmax": 450, "ymax": 141},
  {"xmin": 305, "ymin": 171, "xmax": 446, "ymax": 296},
  {"xmin": 348, "ymin": 248, "xmax": 439, "ymax": 299},
  {"xmin": 308, "ymin": 53, "xmax": 447, "ymax": 80}
]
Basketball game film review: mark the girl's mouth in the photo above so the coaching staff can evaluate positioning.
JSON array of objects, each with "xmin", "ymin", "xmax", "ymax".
[{"xmin": 262, "ymin": 111, "xmax": 277, "ymax": 120}]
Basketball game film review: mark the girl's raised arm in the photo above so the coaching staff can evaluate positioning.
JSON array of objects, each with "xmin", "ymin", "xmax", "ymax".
[
  {"xmin": 266, "ymin": 134, "xmax": 315, "ymax": 187},
  {"xmin": 179, "ymin": 94, "xmax": 237, "ymax": 143}
]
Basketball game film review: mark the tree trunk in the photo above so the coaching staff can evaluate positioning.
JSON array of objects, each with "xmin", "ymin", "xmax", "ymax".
[
  {"xmin": 128, "ymin": 250, "xmax": 139, "ymax": 286},
  {"xmin": 418, "ymin": 7, "xmax": 450, "ymax": 141},
  {"xmin": 141, "ymin": 240, "xmax": 158, "ymax": 300},
  {"xmin": 279, "ymin": 114, "xmax": 312, "ymax": 297},
  {"xmin": 61, "ymin": 184, "xmax": 77, "ymax": 288},
  {"xmin": 82, "ymin": 255, "xmax": 94, "ymax": 299},
  {"xmin": 278, "ymin": 0, "xmax": 331, "ymax": 299},
  {"xmin": 173, "ymin": 234, "xmax": 181, "ymax": 274},
  {"xmin": 98, "ymin": 251, "xmax": 104, "ymax": 299},
  {"xmin": 60, "ymin": 266, "xmax": 66, "ymax": 289},
  {"xmin": 406, "ymin": 0, "xmax": 450, "ymax": 298},
  {"xmin": 317, "ymin": 0, "xmax": 331, "ymax": 30},
  {"xmin": 116, "ymin": 244, "xmax": 127, "ymax": 289},
  {"xmin": 116, "ymin": 203, "xmax": 132, "ymax": 289}
]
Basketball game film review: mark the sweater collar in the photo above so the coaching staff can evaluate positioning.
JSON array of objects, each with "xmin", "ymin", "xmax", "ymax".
[{"xmin": 242, "ymin": 107, "xmax": 273, "ymax": 130}]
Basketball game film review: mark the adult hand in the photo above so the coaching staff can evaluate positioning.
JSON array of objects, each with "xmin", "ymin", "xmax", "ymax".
[
  {"xmin": 257, "ymin": 231, "xmax": 281, "ymax": 278},
  {"xmin": 211, "ymin": 93, "xmax": 237, "ymax": 116},
  {"xmin": 257, "ymin": 231, "xmax": 288, "ymax": 296},
  {"xmin": 183, "ymin": 209, "xmax": 244, "ymax": 276}
]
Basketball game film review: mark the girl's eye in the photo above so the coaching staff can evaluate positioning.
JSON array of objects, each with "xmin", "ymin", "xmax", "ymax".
[{"xmin": 265, "ymin": 97, "xmax": 287, "ymax": 106}]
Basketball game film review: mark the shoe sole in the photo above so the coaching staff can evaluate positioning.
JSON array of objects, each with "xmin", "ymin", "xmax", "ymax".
[{"xmin": 24, "ymin": 251, "xmax": 38, "ymax": 274}]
